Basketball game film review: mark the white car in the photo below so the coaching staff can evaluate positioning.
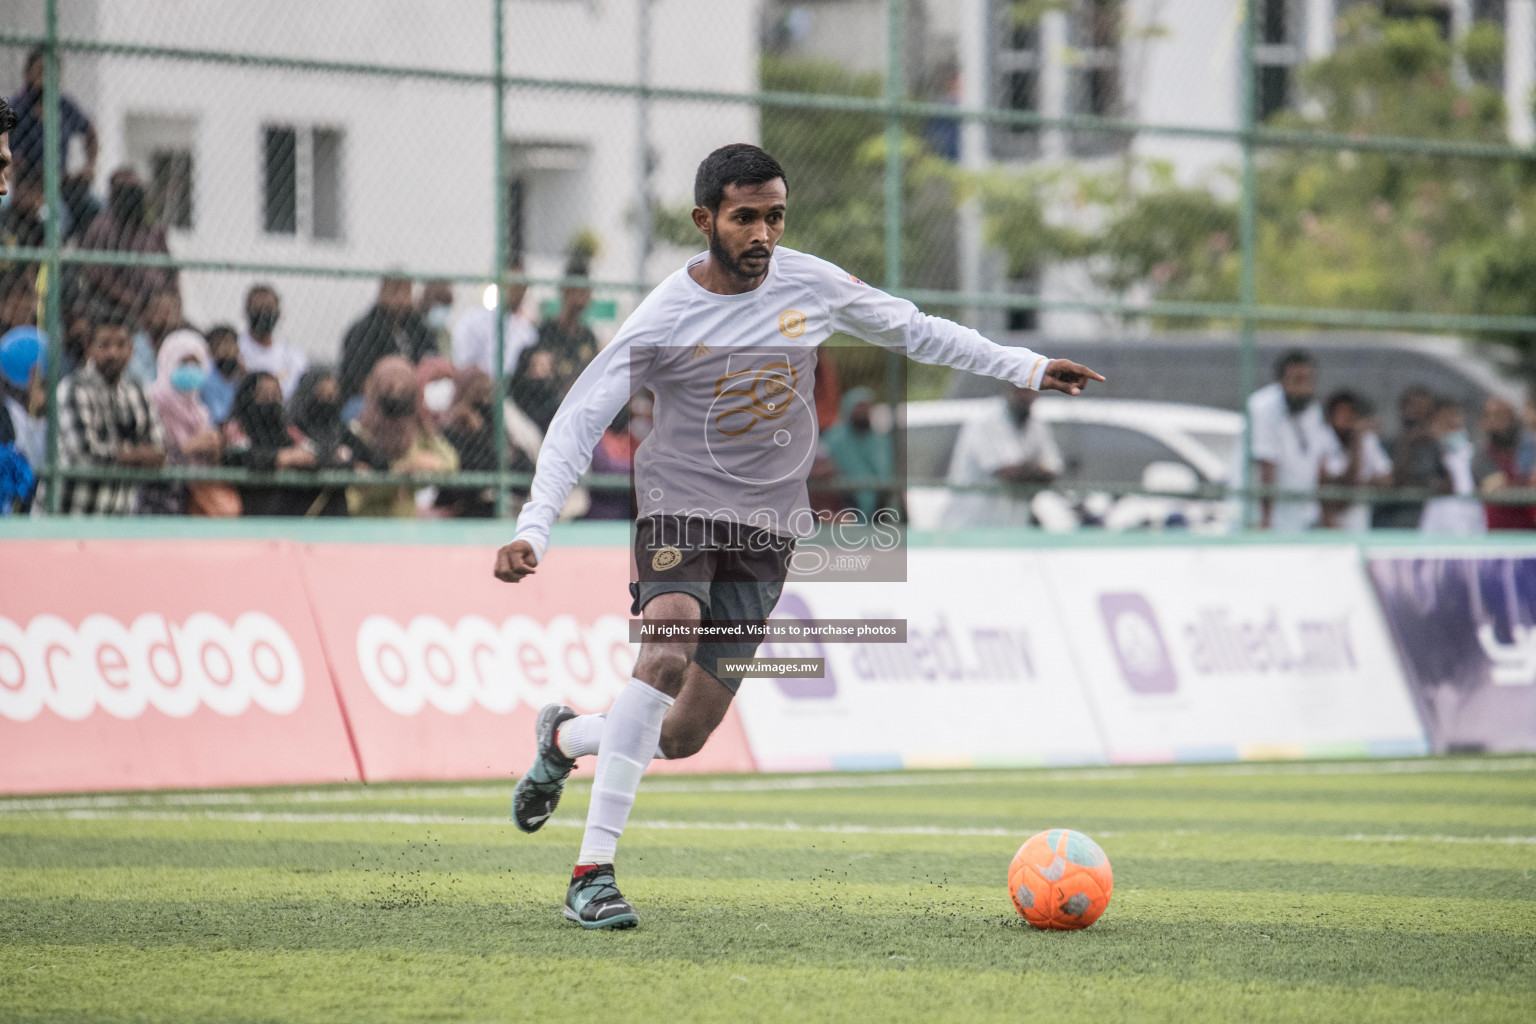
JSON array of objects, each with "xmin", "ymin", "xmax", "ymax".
[{"xmin": 898, "ymin": 396, "xmax": 1245, "ymax": 531}]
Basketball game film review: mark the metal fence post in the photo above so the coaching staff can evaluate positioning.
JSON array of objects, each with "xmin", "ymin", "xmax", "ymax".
[
  {"xmin": 883, "ymin": 0, "xmax": 905, "ymax": 489},
  {"xmin": 491, "ymin": 0, "xmax": 511, "ymax": 519},
  {"xmin": 1238, "ymin": 0, "xmax": 1260, "ymax": 530},
  {"xmin": 42, "ymin": 0, "xmax": 64, "ymax": 514}
]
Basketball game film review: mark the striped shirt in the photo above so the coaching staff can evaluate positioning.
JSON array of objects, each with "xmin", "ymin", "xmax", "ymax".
[{"xmin": 56, "ymin": 362, "xmax": 165, "ymax": 515}]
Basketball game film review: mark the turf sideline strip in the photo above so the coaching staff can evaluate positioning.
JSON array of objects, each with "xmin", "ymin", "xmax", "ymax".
[
  {"xmin": 1, "ymin": 756, "xmax": 1531, "ymax": 814},
  {"xmin": 4, "ymin": 807, "xmax": 1535, "ymax": 844}
]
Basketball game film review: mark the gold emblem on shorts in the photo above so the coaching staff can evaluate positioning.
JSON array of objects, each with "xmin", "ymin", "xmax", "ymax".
[
  {"xmin": 652, "ymin": 545, "xmax": 683, "ymax": 571},
  {"xmin": 778, "ymin": 309, "xmax": 806, "ymax": 338}
]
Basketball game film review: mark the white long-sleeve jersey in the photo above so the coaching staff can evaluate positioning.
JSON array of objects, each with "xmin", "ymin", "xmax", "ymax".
[{"xmin": 510, "ymin": 246, "xmax": 1052, "ymax": 560}]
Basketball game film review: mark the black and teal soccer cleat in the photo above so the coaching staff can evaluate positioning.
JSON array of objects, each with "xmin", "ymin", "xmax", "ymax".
[
  {"xmin": 564, "ymin": 864, "xmax": 639, "ymax": 930},
  {"xmin": 511, "ymin": 703, "xmax": 577, "ymax": 833}
]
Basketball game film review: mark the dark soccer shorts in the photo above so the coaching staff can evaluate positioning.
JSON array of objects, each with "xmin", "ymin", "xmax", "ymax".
[{"xmin": 629, "ymin": 514, "xmax": 795, "ymax": 693}]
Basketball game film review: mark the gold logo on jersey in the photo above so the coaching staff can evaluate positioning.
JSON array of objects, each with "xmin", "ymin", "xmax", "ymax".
[
  {"xmin": 691, "ymin": 342, "xmax": 711, "ymax": 359},
  {"xmin": 778, "ymin": 309, "xmax": 807, "ymax": 338},
  {"xmin": 651, "ymin": 545, "xmax": 682, "ymax": 571},
  {"xmin": 713, "ymin": 361, "xmax": 798, "ymax": 436}
]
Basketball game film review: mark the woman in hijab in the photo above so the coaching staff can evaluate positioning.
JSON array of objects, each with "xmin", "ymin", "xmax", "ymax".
[
  {"xmin": 224, "ymin": 372, "xmax": 345, "ymax": 516},
  {"xmin": 149, "ymin": 328, "xmax": 237, "ymax": 515},
  {"xmin": 819, "ymin": 385, "xmax": 892, "ymax": 521},
  {"xmin": 289, "ymin": 365, "xmax": 357, "ymax": 469},
  {"xmin": 347, "ymin": 355, "xmax": 459, "ymax": 517}
]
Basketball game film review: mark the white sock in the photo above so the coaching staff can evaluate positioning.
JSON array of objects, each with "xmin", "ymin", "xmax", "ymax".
[
  {"xmin": 576, "ymin": 677, "xmax": 673, "ymax": 866},
  {"xmin": 555, "ymin": 711, "xmax": 671, "ymax": 761},
  {"xmin": 556, "ymin": 714, "xmax": 605, "ymax": 760}
]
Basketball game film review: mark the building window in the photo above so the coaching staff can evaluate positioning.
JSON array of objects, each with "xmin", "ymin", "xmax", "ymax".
[
  {"xmin": 1067, "ymin": 0, "xmax": 1128, "ymax": 155},
  {"xmin": 1254, "ymin": 0, "xmax": 1303, "ymax": 121},
  {"xmin": 125, "ymin": 114, "xmax": 196, "ymax": 231},
  {"xmin": 263, "ymin": 124, "xmax": 345, "ymax": 241},
  {"xmin": 990, "ymin": 0, "xmax": 1044, "ymax": 158}
]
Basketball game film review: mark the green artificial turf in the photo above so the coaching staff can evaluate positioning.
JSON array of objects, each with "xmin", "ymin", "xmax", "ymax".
[{"xmin": 1, "ymin": 758, "xmax": 1534, "ymax": 1023}]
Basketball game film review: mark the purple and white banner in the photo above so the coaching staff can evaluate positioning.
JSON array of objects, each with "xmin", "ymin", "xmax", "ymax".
[
  {"xmin": 1045, "ymin": 546, "xmax": 1425, "ymax": 763},
  {"xmin": 1368, "ymin": 556, "xmax": 1536, "ymax": 754},
  {"xmin": 732, "ymin": 545, "xmax": 1427, "ymax": 770}
]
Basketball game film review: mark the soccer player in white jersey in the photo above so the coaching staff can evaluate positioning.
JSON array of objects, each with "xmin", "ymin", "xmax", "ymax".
[{"xmin": 494, "ymin": 144, "xmax": 1102, "ymax": 929}]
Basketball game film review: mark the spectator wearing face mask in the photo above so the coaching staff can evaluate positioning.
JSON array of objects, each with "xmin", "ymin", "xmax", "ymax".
[
  {"xmin": 417, "ymin": 279, "xmax": 454, "ymax": 355},
  {"xmin": 223, "ymin": 372, "xmax": 345, "ymax": 517},
  {"xmin": 1248, "ymin": 349, "xmax": 1336, "ymax": 531},
  {"xmin": 338, "ymin": 276, "xmax": 434, "ymax": 407},
  {"xmin": 346, "ymin": 355, "xmax": 459, "ymax": 518},
  {"xmin": 200, "ymin": 324, "xmax": 244, "ymax": 425},
  {"xmin": 289, "ymin": 366, "xmax": 357, "ymax": 471},
  {"xmin": 56, "ymin": 315, "xmax": 166, "ymax": 514},
  {"xmin": 1320, "ymin": 390, "xmax": 1393, "ymax": 531},
  {"xmin": 148, "ymin": 329, "xmax": 239, "ymax": 517},
  {"xmin": 943, "ymin": 384, "xmax": 1063, "ymax": 528},
  {"xmin": 1474, "ymin": 396, "xmax": 1536, "ymax": 531},
  {"xmin": 127, "ymin": 287, "xmax": 185, "ymax": 385},
  {"xmin": 820, "ymin": 386, "xmax": 892, "ymax": 522},
  {"xmin": 78, "ymin": 168, "xmax": 177, "ymax": 330},
  {"xmin": 437, "ymin": 366, "xmax": 497, "ymax": 519},
  {"xmin": 238, "ymin": 284, "xmax": 307, "ymax": 399},
  {"xmin": 1375, "ymin": 385, "xmax": 1438, "ymax": 529},
  {"xmin": 417, "ymin": 356, "xmax": 456, "ymax": 429},
  {"xmin": 1420, "ymin": 399, "xmax": 1483, "ymax": 535}
]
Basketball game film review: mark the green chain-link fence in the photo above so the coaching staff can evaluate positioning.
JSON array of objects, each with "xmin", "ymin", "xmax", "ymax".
[{"xmin": 5, "ymin": 0, "xmax": 1536, "ymax": 528}]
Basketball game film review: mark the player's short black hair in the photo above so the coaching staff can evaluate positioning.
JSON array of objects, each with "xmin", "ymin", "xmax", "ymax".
[
  {"xmin": 694, "ymin": 144, "xmax": 788, "ymax": 214},
  {"xmin": 1273, "ymin": 348, "xmax": 1314, "ymax": 380},
  {"xmin": 0, "ymin": 97, "xmax": 18, "ymax": 136}
]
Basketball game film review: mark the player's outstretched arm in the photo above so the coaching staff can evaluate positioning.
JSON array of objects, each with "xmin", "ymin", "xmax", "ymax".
[
  {"xmin": 1039, "ymin": 359, "xmax": 1106, "ymax": 397},
  {"xmin": 494, "ymin": 539, "xmax": 539, "ymax": 583}
]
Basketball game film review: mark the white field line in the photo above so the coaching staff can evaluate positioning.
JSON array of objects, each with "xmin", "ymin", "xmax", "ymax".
[
  {"xmin": 1, "ymin": 756, "xmax": 1532, "ymax": 814},
  {"xmin": 3, "ymin": 808, "xmax": 1535, "ymax": 845}
]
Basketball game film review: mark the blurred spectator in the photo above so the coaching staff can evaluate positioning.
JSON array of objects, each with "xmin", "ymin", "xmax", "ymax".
[
  {"xmin": 128, "ymin": 286, "xmax": 184, "ymax": 385},
  {"xmin": 1321, "ymin": 390, "xmax": 1392, "ymax": 531},
  {"xmin": 1248, "ymin": 349, "xmax": 1333, "ymax": 531},
  {"xmin": 222, "ymin": 372, "xmax": 345, "ymax": 517},
  {"xmin": 7, "ymin": 49, "xmax": 97, "ymax": 210},
  {"xmin": 452, "ymin": 260, "xmax": 538, "ymax": 379},
  {"xmin": 0, "ymin": 325, "xmax": 46, "ymax": 511},
  {"xmin": 418, "ymin": 279, "xmax": 454, "ymax": 354},
  {"xmin": 148, "ymin": 328, "xmax": 239, "ymax": 517},
  {"xmin": 438, "ymin": 366, "xmax": 497, "ymax": 519},
  {"xmin": 942, "ymin": 385, "xmax": 1063, "ymax": 528},
  {"xmin": 0, "ymin": 162, "xmax": 45, "ymax": 277},
  {"xmin": 814, "ymin": 347, "xmax": 843, "ymax": 431},
  {"xmin": 346, "ymin": 355, "xmax": 459, "ymax": 518},
  {"xmin": 338, "ymin": 276, "xmax": 433, "ymax": 404},
  {"xmin": 538, "ymin": 253, "xmax": 600, "ymax": 395},
  {"xmin": 508, "ymin": 345, "xmax": 562, "ymax": 434},
  {"xmin": 78, "ymin": 167, "xmax": 177, "ymax": 330},
  {"xmin": 585, "ymin": 403, "xmax": 637, "ymax": 520},
  {"xmin": 1473, "ymin": 396, "xmax": 1536, "ymax": 531},
  {"xmin": 1375, "ymin": 385, "xmax": 1439, "ymax": 529},
  {"xmin": 56, "ymin": 315, "xmax": 166, "ymax": 514},
  {"xmin": 238, "ymin": 284, "xmax": 307, "ymax": 399},
  {"xmin": 1420, "ymin": 399, "xmax": 1483, "ymax": 534},
  {"xmin": 0, "ymin": 268, "xmax": 37, "ymax": 335},
  {"xmin": 820, "ymin": 386, "xmax": 892, "ymax": 522},
  {"xmin": 200, "ymin": 324, "xmax": 244, "ymax": 425},
  {"xmin": 289, "ymin": 366, "xmax": 357, "ymax": 470},
  {"xmin": 417, "ymin": 355, "xmax": 456, "ymax": 429}
]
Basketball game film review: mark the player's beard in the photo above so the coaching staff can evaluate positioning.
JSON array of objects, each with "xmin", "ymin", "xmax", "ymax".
[{"xmin": 709, "ymin": 228, "xmax": 771, "ymax": 282}]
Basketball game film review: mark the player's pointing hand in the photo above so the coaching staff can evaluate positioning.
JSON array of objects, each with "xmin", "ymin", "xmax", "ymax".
[
  {"xmin": 1040, "ymin": 359, "xmax": 1106, "ymax": 397},
  {"xmin": 494, "ymin": 540, "xmax": 539, "ymax": 583}
]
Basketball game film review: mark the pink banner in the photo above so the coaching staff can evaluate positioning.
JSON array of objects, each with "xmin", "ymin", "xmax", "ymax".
[
  {"xmin": 0, "ymin": 540, "xmax": 360, "ymax": 793},
  {"xmin": 297, "ymin": 543, "xmax": 756, "ymax": 781}
]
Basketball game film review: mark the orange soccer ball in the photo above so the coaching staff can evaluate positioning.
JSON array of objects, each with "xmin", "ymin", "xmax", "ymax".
[{"xmin": 1008, "ymin": 828, "xmax": 1113, "ymax": 930}]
